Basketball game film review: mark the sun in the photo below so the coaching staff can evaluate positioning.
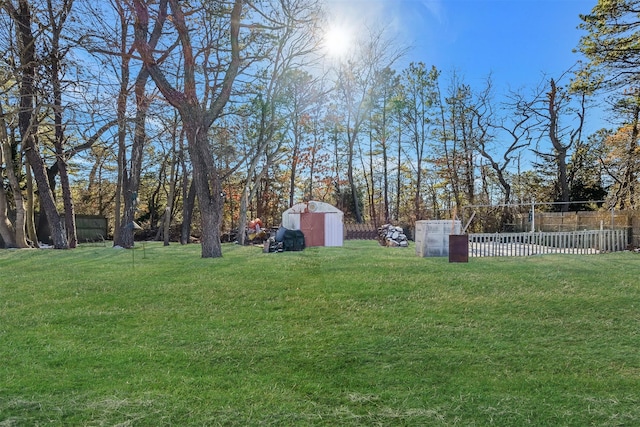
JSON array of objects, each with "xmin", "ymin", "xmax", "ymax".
[{"xmin": 323, "ymin": 24, "xmax": 352, "ymax": 59}]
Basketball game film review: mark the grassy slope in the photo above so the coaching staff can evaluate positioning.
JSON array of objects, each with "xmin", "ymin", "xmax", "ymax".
[{"xmin": 1, "ymin": 241, "xmax": 639, "ymax": 426}]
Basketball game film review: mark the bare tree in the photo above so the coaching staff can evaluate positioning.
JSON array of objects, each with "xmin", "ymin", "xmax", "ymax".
[
  {"xmin": 472, "ymin": 79, "xmax": 533, "ymax": 204},
  {"xmin": 236, "ymin": 10, "xmax": 320, "ymax": 244},
  {"xmin": 113, "ymin": 59, "xmax": 162, "ymax": 249},
  {"xmin": 162, "ymin": 112, "xmax": 182, "ymax": 246},
  {"xmin": 432, "ymin": 71, "xmax": 462, "ymax": 213},
  {"xmin": 390, "ymin": 98, "xmax": 405, "ymax": 221},
  {"xmin": 131, "ymin": 0, "xmax": 242, "ymax": 257},
  {"xmin": 334, "ymin": 25, "xmax": 406, "ymax": 223},
  {"xmin": 132, "ymin": 0, "xmax": 319, "ymax": 257},
  {"xmin": 3, "ymin": 0, "xmax": 68, "ymax": 249},
  {"xmin": 375, "ymin": 68, "xmax": 399, "ymax": 224},
  {"xmin": 437, "ymin": 72, "xmax": 477, "ymax": 211},
  {"xmin": 529, "ymin": 77, "xmax": 586, "ymax": 212},
  {"xmin": 43, "ymin": 0, "xmax": 77, "ymax": 247},
  {"xmin": 283, "ymin": 70, "xmax": 323, "ymax": 208},
  {"xmin": 0, "ymin": 104, "xmax": 28, "ymax": 248},
  {"xmin": 470, "ymin": 79, "xmax": 534, "ymax": 228},
  {"xmin": 400, "ymin": 63, "xmax": 439, "ymax": 221}
]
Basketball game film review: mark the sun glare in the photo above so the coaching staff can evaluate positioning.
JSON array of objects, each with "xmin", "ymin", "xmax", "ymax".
[{"xmin": 323, "ymin": 25, "xmax": 352, "ymax": 59}]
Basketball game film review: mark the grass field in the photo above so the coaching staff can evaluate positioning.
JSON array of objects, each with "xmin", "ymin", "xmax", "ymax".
[{"xmin": 1, "ymin": 240, "xmax": 639, "ymax": 426}]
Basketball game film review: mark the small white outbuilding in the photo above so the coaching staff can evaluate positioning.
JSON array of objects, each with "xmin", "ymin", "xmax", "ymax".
[
  {"xmin": 414, "ymin": 220, "xmax": 462, "ymax": 257},
  {"xmin": 281, "ymin": 201, "xmax": 344, "ymax": 247}
]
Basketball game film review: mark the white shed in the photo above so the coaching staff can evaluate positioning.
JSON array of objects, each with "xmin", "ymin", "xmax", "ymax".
[
  {"xmin": 414, "ymin": 220, "xmax": 462, "ymax": 257},
  {"xmin": 281, "ymin": 201, "xmax": 344, "ymax": 247}
]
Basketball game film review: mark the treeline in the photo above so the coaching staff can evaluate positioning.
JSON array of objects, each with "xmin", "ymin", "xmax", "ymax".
[{"xmin": 1, "ymin": 0, "xmax": 638, "ymax": 256}]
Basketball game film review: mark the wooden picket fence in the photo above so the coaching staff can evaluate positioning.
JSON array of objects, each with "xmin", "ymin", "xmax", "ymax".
[
  {"xmin": 467, "ymin": 229, "xmax": 628, "ymax": 257},
  {"xmin": 345, "ymin": 223, "xmax": 378, "ymax": 240}
]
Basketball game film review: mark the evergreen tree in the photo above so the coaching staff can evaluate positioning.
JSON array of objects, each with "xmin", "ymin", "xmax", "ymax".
[{"xmin": 578, "ymin": 0, "xmax": 640, "ymax": 90}]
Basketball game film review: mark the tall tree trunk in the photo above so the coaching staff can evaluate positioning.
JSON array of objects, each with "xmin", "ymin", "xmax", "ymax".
[
  {"xmin": 554, "ymin": 145, "xmax": 570, "ymax": 212},
  {"xmin": 367, "ymin": 120, "xmax": 377, "ymax": 226},
  {"xmin": 395, "ymin": 107, "xmax": 402, "ymax": 221},
  {"xmin": 548, "ymin": 79, "xmax": 570, "ymax": 212},
  {"xmin": 347, "ymin": 132, "xmax": 363, "ymax": 223},
  {"xmin": 47, "ymin": 0, "xmax": 76, "ymax": 248},
  {"xmin": 114, "ymin": 69, "xmax": 151, "ymax": 248},
  {"xmin": 133, "ymin": 0, "xmax": 243, "ymax": 257},
  {"xmin": 238, "ymin": 183, "xmax": 250, "ymax": 246},
  {"xmin": 1, "ymin": 139, "xmax": 29, "ymax": 248},
  {"xmin": 382, "ymin": 133, "xmax": 390, "ymax": 224},
  {"xmin": 307, "ymin": 126, "xmax": 319, "ymax": 200},
  {"xmin": 0, "ymin": 135, "xmax": 18, "ymax": 248},
  {"xmin": 163, "ymin": 128, "xmax": 179, "ymax": 246},
  {"xmin": 10, "ymin": 0, "xmax": 68, "ymax": 249},
  {"xmin": 181, "ymin": 179, "xmax": 196, "ymax": 245},
  {"xmin": 25, "ymin": 160, "xmax": 39, "ymax": 246},
  {"xmin": 112, "ymin": 0, "xmax": 132, "ymax": 245},
  {"xmin": 55, "ymin": 149, "xmax": 77, "ymax": 247},
  {"xmin": 188, "ymin": 122, "xmax": 224, "ymax": 257},
  {"xmin": 0, "ymin": 107, "xmax": 22, "ymax": 247},
  {"xmin": 113, "ymin": 148, "xmax": 124, "ymax": 243},
  {"xmin": 289, "ymin": 127, "xmax": 300, "ymax": 207},
  {"xmin": 0, "ymin": 190, "xmax": 16, "ymax": 248}
]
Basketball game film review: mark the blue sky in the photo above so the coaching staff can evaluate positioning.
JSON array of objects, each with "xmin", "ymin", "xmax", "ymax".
[
  {"xmin": 320, "ymin": 0, "xmax": 601, "ymax": 171},
  {"xmin": 323, "ymin": 0, "xmax": 593, "ymax": 93}
]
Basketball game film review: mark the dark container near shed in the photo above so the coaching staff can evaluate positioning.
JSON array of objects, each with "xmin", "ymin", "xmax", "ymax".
[
  {"xmin": 276, "ymin": 228, "xmax": 305, "ymax": 251},
  {"xmin": 449, "ymin": 234, "xmax": 469, "ymax": 263}
]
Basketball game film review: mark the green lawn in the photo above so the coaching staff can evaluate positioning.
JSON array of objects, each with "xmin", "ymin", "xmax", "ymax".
[{"xmin": 1, "ymin": 241, "xmax": 639, "ymax": 426}]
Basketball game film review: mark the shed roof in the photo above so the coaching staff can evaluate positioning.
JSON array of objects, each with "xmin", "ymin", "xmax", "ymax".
[{"xmin": 283, "ymin": 201, "xmax": 343, "ymax": 215}]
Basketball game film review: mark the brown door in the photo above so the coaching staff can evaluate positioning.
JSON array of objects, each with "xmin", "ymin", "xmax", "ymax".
[{"xmin": 300, "ymin": 212, "xmax": 325, "ymax": 247}]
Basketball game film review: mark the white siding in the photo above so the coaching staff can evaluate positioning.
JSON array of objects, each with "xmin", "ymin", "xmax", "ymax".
[{"xmin": 324, "ymin": 212, "xmax": 344, "ymax": 246}]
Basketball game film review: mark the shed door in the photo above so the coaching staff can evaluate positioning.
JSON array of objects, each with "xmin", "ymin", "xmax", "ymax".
[
  {"xmin": 300, "ymin": 212, "xmax": 325, "ymax": 247},
  {"xmin": 324, "ymin": 213, "xmax": 343, "ymax": 246}
]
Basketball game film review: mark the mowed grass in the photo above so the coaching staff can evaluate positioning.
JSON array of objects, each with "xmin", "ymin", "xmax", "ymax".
[{"xmin": 1, "ymin": 240, "xmax": 639, "ymax": 426}]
